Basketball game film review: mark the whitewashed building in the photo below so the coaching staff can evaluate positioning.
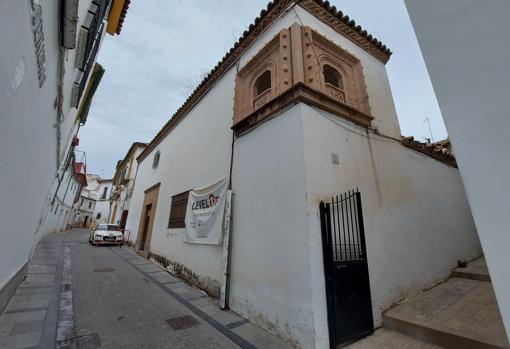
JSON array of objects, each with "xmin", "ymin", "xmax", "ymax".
[
  {"xmin": 94, "ymin": 178, "xmax": 114, "ymax": 223},
  {"xmin": 125, "ymin": 1, "xmax": 481, "ymax": 348},
  {"xmin": 42, "ymin": 155, "xmax": 87, "ymax": 234},
  {"xmin": 109, "ymin": 142, "xmax": 147, "ymax": 231},
  {"xmin": 72, "ymin": 174, "xmax": 113, "ymax": 227},
  {"xmin": 0, "ymin": 0, "xmax": 131, "ymax": 312},
  {"xmin": 74, "ymin": 192, "xmax": 96, "ymax": 228}
]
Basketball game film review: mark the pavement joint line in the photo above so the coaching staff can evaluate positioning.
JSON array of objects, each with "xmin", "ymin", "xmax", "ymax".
[
  {"xmin": 110, "ymin": 247, "xmax": 258, "ymax": 349},
  {"xmin": 39, "ymin": 236, "xmax": 65, "ymax": 349},
  {"xmin": 186, "ymin": 295, "xmax": 209, "ymax": 302},
  {"xmin": 55, "ymin": 244, "xmax": 75, "ymax": 344},
  {"xmin": 226, "ymin": 319, "xmax": 250, "ymax": 330},
  {"xmin": 19, "ymin": 285, "xmax": 53, "ymax": 289},
  {"xmin": 4, "ymin": 306, "xmax": 48, "ymax": 314},
  {"xmin": 162, "ymin": 281, "xmax": 180, "ymax": 285},
  {"xmin": 29, "ymin": 264, "xmax": 57, "ymax": 266}
]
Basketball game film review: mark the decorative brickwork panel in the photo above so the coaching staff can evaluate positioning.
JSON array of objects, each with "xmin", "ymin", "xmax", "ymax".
[
  {"xmin": 234, "ymin": 36, "xmax": 280, "ymax": 124},
  {"xmin": 308, "ymin": 30, "xmax": 370, "ymax": 115},
  {"xmin": 233, "ymin": 24, "xmax": 371, "ymax": 129}
]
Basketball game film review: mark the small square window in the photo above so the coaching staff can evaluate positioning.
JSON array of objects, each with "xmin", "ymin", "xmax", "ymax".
[{"xmin": 153, "ymin": 150, "xmax": 161, "ymax": 169}]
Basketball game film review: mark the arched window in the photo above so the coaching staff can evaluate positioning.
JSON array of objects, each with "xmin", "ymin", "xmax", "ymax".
[
  {"xmin": 323, "ymin": 64, "xmax": 343, "ymax": 90},
  {"xmin": 254, "ymin": 70, "xmax": 271, "ymax": 97},
  {"xmin": 152, "ymin": 150, "xmax": 160, "ymax": 169}
]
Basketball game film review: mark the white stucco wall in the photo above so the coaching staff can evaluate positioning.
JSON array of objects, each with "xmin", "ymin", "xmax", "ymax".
[
  {"xmin": 301, "ymin": 105, "xmax": 481, "ymax": 328},
  {"xmin": 230, "ymin": 106, "xmax": 315, "ymax": 348},
  {"xmin": 42, "ymin": 164, "xmax": 82, "ymax": 234},
  {"xmin": 93, "ymin": 200, "xmax": 110, "ymax": 224},
  {"xmin": 229, "ymin": 103, "xmax": 481, "ymax": 349},
  {"xmin": 93, "ymin": 180, "xmax": 113, "ymax": 223},
  {"xmin": 126, "ymin": 67, "xmax": 237, "ymax": 285},
  {"xmin": 0, "ymin": 0, "xmax": 109, "ymax": 295},
  {"xmin": 0, "ymin": 0, "xmax": 61, "ymax": 291},
  {"xmin": 404, "ymin": 0, "xmax": 510, "ymax": 337}
]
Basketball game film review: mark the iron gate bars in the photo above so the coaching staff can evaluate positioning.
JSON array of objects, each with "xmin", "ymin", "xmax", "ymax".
[
  {"xmin": 321, "ymin": 189, "xmax": 367, "ymax": 263},
  {"xmin": 319, "ymin": 189, "xmax": 373, "ymax": 348}
]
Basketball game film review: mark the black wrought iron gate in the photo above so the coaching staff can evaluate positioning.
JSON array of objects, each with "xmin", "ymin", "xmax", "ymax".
[{"xmin": 319, "ymin": 189, "xmax": 374, "ymax": 348}]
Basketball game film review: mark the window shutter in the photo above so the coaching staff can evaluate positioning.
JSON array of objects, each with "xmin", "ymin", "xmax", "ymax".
[{"xmin": 168, "ymin": 191, "xmax": 190, "ymax": 228}]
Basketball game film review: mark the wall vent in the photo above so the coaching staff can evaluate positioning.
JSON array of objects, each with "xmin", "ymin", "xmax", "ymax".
[
  {"xmin": 71, "ymin": 82, "xmax": 80, "ymax": 108},
  {"xmin": 331, "ymin": 153, "xmax": 340, "ymax": 165}
]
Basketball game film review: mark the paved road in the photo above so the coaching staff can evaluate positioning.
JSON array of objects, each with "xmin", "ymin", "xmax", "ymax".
[{"xmin": 0, "ymin": 229, "xmax": 289, "ymax": 349}]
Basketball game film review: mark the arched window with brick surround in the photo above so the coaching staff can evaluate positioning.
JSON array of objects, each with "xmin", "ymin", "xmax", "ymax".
[
  {"xmin": 323, "ymin": 64, "xmax": 344, "ymax": 90},
  {"xmin": 254, "ymin": 70, "xmax": 272, "ymax": 98}
]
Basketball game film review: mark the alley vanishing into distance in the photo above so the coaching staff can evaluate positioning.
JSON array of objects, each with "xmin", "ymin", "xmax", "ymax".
[{"xmin": 0, "ymin": 229, "xmax": 289, "ymax": 349}]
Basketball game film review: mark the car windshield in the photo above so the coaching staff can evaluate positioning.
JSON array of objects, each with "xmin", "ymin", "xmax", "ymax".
[{"xmin": 96, "ymin": 224, "xmax": 120, "ymax": 231}]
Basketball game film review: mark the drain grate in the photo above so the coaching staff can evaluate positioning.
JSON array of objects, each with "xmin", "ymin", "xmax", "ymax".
[
  {"xmin": 166, "ymin": 315, "xmax": 200, "ymax": 330},
  {"xmin": 93, "ymin": 268, "xmax": 115, "ymax": 273}
]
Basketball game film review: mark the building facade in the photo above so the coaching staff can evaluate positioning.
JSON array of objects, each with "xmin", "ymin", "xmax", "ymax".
[
  {"xmin": 95, "ymin": 178, "xmax": 114, "ymax": 224},
  {"xmin": 0, "ymin": 0, "xmax": 130, "ymax": 312},
  {"xmin": 109, "ymin": 142, "xmax": 147, "ymax": 231},
  {"xmin": 125, "ymin": 2, "xmax": 481, "ymax": 348},
  {"xmin": 74, "ymin": 193, "xmax": 97, "ymax": 228},
  {"xmin": 42, "ymin": 154, "xmax": 87, "ymax": 234},
  {"xmin": 73, "ymin": 174, "xmax": 113, "ymax": 226},
  {"xmin": 404, "ymin": 0, "xmax": 510, "ymax": 338}
]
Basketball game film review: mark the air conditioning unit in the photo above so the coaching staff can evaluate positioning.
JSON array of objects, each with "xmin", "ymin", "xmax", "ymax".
[
  {"xmin": 74, "ymin": 28, "xmax": 88, "ymax": 69},
  {"xmin": 62, "ymin": 0, "xmax": 79, "ymax": 49}
]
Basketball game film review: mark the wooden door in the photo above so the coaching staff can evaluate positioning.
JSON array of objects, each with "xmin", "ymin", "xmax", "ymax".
[
  {"xmin": 136, "ymin": 183, "xmax": 160, "ymax": 256},
  {"xmin": 139, "ymin": 205, "xmax": 151, "ymax": 251}
]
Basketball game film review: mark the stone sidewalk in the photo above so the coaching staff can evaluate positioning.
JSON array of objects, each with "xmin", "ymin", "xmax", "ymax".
[
  {"xmin": 0, "ymin": 229, "xmax": 291, "ymax": 348},
  {"xmin": 383, "ymin": 257, "xmax": 509, "ymax": 349},
  {"xmin": 344, "ymin": 328, "xmax": 442, "ymax": 349},
  {"xmin": 0, "ymin": 232, "xmax": 64, "ymax": 348}
]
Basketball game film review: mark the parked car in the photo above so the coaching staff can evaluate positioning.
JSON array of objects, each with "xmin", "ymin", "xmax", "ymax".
[{"xmin": 89, "ymin": 224, "xmax": 124, "ymax": 246}]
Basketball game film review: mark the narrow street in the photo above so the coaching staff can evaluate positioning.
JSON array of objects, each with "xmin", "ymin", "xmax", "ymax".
[{"xmin": 0, "ymin": 229, "xmax": 289, "ymax": 349}]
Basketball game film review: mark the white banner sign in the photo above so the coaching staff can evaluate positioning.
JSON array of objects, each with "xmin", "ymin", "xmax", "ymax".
[{"xmin": 185, "ymin": 178, "xmax": 229, "ymax": 245}]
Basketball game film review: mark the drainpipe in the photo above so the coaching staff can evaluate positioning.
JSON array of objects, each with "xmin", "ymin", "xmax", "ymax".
[
  {"xmin": 220, "ymin": 62, "xmax": 240, "ymax": 310},
  {"xmin": 55, "ymin": 45, "xmax": 65, "ymax": 170}
]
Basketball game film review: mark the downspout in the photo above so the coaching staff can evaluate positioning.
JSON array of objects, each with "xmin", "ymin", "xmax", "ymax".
[
  {"xmin": 220, "ymin": 61, "xmax": 240, "ymax": 310},
  {"xmin": 56, "ymin": 45, "xmax": 65, "ymax": 170}
]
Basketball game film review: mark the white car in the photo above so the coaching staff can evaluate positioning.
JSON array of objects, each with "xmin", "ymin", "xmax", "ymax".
[{"xmin": 89, "ymin": 224, "xmax": 124, "ymax": 246}]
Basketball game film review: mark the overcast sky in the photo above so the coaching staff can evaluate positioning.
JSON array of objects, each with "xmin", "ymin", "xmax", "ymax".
[{"xmin": 78, "ymin": 0, "xmax": 446, "ymax": 178}]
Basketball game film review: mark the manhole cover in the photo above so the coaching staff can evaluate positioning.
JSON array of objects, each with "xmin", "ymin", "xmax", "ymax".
[
  {"xmin": 166, "ymin": 315, "xmax": 200, "ymax": 330},
  {"xmin": 93, "ymin": 268, "xmax": 115, "ymax": 273}
]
